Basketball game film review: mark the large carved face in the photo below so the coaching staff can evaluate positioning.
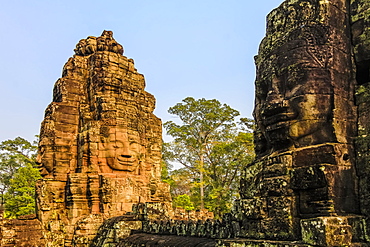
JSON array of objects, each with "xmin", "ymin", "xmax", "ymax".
[
  {"xmin": 36, "ymin": 145, "xmax": 54, "ymax": 177},
  {"xmin": 99, "ymin": 126, "xmax": 145, "ymax": 172},
  {"xmin": 36, "ymin": 117, "xmax": 56, "ymax": 177},
  {"xmin": 254, "ymin": 38, "xmax": 335, "ymax": 155}
]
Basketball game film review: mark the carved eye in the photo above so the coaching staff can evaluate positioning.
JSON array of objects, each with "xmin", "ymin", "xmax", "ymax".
[{"xmin": 285, "ymin": 67, "xmax": 305, "ymax": 98}]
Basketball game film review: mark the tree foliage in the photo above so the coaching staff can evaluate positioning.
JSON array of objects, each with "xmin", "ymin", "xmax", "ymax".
[
  {"xmin": 173, "ymin": 194, "xmax": 194, "ymax": 211},
  {"xmin": 0, "ymin": 137, "xmax": 41, "ymax": 218},
  {"xmin": 163, "ymin": 97, "xmax": 254, "ymax": 218},
  {"xmin": 4, "ymin": 163, "xmax": 41, "ymax": 218}
]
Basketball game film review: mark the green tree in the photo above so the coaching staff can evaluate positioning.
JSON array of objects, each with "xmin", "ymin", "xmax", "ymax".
[
  {"xmin": 4, "ymin": 163, "xmax": 41, "ymax": 218},
  {"xmin": 169, "ymin": 168, "xmax": 195, "ymax": 197},
  {"xmin": 0, "ymin": 137, "xmax": 40, "ymax": 218},
  {"xmin": 203, "ymin": 130, "xmax": 254, "ymax": 217},
  {"xmin": 173, "ymin": 194, "xmax": 195, "ymax": 211},
  {"xmin": 164, "ymin": 97, "xmax": 254, "ymax": 217},
  {"xmin": 161, "ymin": 142, "xmax": 174, "ymax": 185}
]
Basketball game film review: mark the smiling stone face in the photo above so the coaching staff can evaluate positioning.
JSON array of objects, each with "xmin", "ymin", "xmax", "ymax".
[
  {"xmin": 36, "ymin": 32, "xmax": 171, "ymax": 245},
  {"xmin": 253, "ymin": 23, "xmax": 348, "ymax": 156},
  {"xmin": 99, "ymin": 127, "xmax": 145, "ymax": 172},
  {"xmin": 254, "ymin": 62, "xmax": 335, "ymax": 154},
  {"xmin": 242, "ymin": 0, "xmax": 359, "ymax": 242}
]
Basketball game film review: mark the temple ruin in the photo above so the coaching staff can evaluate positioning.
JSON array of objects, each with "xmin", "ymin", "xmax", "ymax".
[
  {"xmin": 34, "ymin": 30, "xmax": 174, "ymax": 245},
  {"xmin": 1, "ymin": 0, "xmax": 370, "ymax": 246}
]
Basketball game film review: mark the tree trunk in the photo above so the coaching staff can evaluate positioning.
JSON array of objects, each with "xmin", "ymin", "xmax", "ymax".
[{"xmin": 200, "ymin": 151, "xmax": 204, "ymax": 210}]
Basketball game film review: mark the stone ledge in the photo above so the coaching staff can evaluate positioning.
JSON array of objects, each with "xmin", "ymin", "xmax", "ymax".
[
  {"xmin": 119, "ymin": 233, "xmax": 217, "ymax": 247},
  {"xmin": 218, "ymin": 239, "xmax": 311, "ymax": 247}
]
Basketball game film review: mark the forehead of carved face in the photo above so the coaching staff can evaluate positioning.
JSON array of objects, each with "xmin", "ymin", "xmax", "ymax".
[
  {"xmin": 99, "ymin": 128, "xmax": 145, "ymax": 172},
  {"xmin": 254, "ymin": 52, "xmax": 335, "ymax": 153}
]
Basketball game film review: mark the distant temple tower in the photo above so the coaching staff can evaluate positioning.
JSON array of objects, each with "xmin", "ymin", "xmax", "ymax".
[{"xmin": 36, "ymin": 31, "xmax": 171, "ymax": 246}]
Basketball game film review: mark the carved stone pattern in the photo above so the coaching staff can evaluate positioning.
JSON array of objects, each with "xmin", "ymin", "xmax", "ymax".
[{"xmin": 34, "ymin": 30, "xmax": 170, "ymax": 246}]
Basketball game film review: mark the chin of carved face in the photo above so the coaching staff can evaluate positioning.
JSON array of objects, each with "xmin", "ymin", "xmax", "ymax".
[
  {"xmin": 265, "ymin": 121, "xmax": 292, "ymax": 151},
  {"xmin": 259, "ymin": 100, "xmax": 296, "ymax": 150}
]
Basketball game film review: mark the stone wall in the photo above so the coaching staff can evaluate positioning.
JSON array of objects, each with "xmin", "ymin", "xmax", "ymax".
[
  {"xmin": 352, "ymin": 0, "xmax": 370, "ymax": 242},
  {"xmin": 0, "ymin": 214, "xmax": 45, "ymax": 247},
  {"xmin": 238, "ymin": 0, "xmax": 363, "ymax": 245},
  {"xmin": 3, "ymin": 0, "xmax": 370, "ymax": 246},
  {"xmin": 120, "ymin": 0, "xmax": 370, "ymax": 246}
]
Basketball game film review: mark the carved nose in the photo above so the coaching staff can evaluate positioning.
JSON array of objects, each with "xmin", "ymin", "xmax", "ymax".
[
  {"xmin": 35, "ymin": 154, "xmax": 42, "ymax": 165},
  {"xmin": 266, "ymin": 90, "xmax": 283, "ymax": 104}
]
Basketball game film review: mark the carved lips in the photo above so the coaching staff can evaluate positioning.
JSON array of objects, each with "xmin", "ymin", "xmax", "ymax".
[{"xmin": 261, "ymin": 102, "xmax": 297, "ymax": 132}]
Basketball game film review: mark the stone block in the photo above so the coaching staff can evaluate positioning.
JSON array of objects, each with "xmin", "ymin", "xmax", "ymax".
[
  {"xmin": 347, "ymin": 216, "xmax": 366, "ymax": 243},
  {"xmin": 301, "ymin": 217, "xmax": 352, "ymax": 246},
  {"xmin": 239, "ymin": 219, "xmax": 264, "ymax": 239},
  {"xmin": 240, "ymin": 161, "xmax": 263, "ymax": 199},
  {"xmin": 298, "ymin": 187, "xmax": 332, "ymax": 217},
  {"xmin": 293, "ymin": 145, "xmax": 336, "ymax": 167},
  {"xmin": 267, "ymin": 196, "xmax": 297, "ymax": 219},
  {"xmin": 239, "ymin": 198, "xmax": 267, "ymax": 220},
  {"xmin": 262, "ymin": 217, "xmax": 299, "ymax": 241},
  {"xmin": 291, "ymin": 165, "xmax": 327, "ymax": 190},
  {"xmin": 263, "ymin": 163, "xmax": 289, "ymax": 178},
  {"xmin": 260, "ymin": 176, "xmax": 292, "ymax": 197}
]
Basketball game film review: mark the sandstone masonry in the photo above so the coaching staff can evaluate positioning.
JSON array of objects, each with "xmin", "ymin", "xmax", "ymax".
[
  {"xmin": 35, "ymin": 30, "xmax": 171, "ymax": 246},
  {"xmin": 2, "ymin": 0, "xmax": 370, "ymax": 246}
]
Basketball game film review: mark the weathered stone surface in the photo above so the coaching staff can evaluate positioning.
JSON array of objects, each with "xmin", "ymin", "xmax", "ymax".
[
  {"xmin": 253, "ymin": 0, "xmax": 355, "ymax": 156},
  {"xmin": 90, "ymin": 215, "xmax": 142, "ymax": 247},
  {"xmin": 119, "ymin": 233, "xmax": 217, "ymax": 247},
  {"xmin": 116, "ymin": 1, "xmax": 370, "ymax": 245},
  {"xmin": 237, "ymin": 0, "xmax": 363, "ymax": 245},
  {"xmin": 34, "ymin": 30, "xmax": 171, "ymax": 246},
  {"xmin": 352, "ymin": 0, "xmax": 370, "ymax": 243},
  {"xmin": 0, "ymin": 214, "xmax": 45, "ymax": 247},
  {"xmin": 5, "ymin": 0, "xmax": 370, "ymax": 245},
  {"xmin": 301, "ymin": 217, "xmax": 352, "ymax": 246}
]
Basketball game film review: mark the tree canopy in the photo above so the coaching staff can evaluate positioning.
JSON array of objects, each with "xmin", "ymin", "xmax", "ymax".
[
  {"xmin": 163, "ymin": 97, "xmax": 254, "ymax": 218},
  {"xmin": 0, "ymin": 137, "xmax": 41, "ymax": 218}
]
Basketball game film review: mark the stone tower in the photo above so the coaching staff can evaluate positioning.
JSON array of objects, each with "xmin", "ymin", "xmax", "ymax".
[
  {"xmin": 238, "ymin": 0, "xmax": 363, "ymax": 245},
  {"xmin": 35, "ymin": 31, "xmax": 170, "ymax": 246}
]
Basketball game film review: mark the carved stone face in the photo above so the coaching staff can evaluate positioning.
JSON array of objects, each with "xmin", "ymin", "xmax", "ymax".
[
  {"xmin": 99, "ymin": 127, "xmax": 145, "ymax": 172},
  {"xmin": 254, "ymin": 50, "xmax": 335, "ymax": 154},
  {"xmin": 36, "ymin": 145, "xmax": 53, "ymax": 176}
]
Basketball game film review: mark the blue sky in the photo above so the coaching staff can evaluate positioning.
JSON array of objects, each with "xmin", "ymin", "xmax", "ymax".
[{"xmin": 0, "ymin": 0, "xmax": 282, "ymax": 142}]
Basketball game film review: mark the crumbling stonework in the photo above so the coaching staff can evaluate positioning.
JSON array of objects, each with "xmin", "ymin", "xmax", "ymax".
[
  {"xmin": 239, "ymin": 0, "xmax": 360, "ymax": 244},
  {"xmin": 0, "ymin": 214, "xmax": 45, "ymax": 247},
  {"xmin": 3, "ymin": 0, "xmax": 370, "ymax": 246},
  {"xmin": 352, "ymin": 0, "xmax": 370, "ymax": 243},
  {"xmin": 86, "ymin": 202, "xmax": 215, "ymax": 246},
  {"xmin": 234, "ymin": 0, "xmax": 367, "ymax": 245},
  {"xmin": 34, "ymin": 30, "xmax": 171, "ymax": 246},
  {"xmin": 121, "ymin": 0, "xmax": 370, "ymax": 246}
]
